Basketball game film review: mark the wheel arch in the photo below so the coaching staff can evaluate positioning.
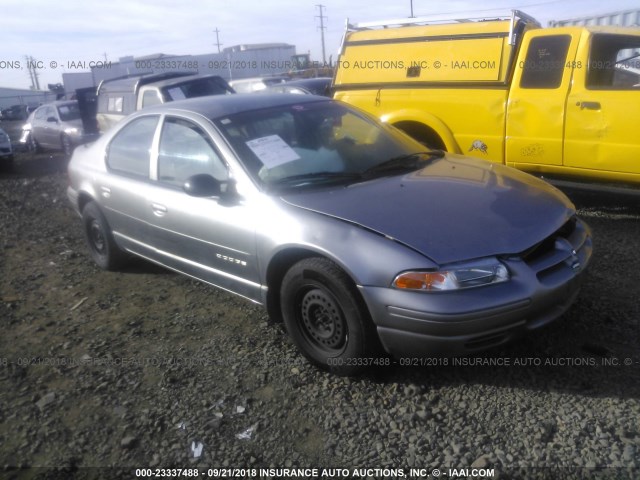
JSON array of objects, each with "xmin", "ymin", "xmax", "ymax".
[
  {"xmin": 381, "ymin": 109, "xmax": 460, "ymax": 153},
  {"xmin": 264, "ymin": 246, "xmax": 364, "ymax": 323},
  {"xmin": 77, "ymin": 191, "xmax": 97, "ymax": 214}
]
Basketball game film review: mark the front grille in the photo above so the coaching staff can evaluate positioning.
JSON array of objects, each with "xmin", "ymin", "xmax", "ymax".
[
  {"xmin": 520, "ymin": 217, "xmax": 576, "ymax": 263},
  {"xmin": 519, "ymin": 216, "xmax": 588, "ymax": 284}
]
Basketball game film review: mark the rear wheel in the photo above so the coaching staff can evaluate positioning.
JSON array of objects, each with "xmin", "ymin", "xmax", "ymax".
[
  {"xmin": 61, "ymin": 134, "xmax": 73, "ymax": 157},
  {"xmin": 281, "ymin": 257, "xmax": 379, "ymax": 375},
  {"xmin": 25, "ymin": 133, "xmax": 40, "ymax": 153},
  {"xmin": 82, "ymin": 201, "xmax": 127, "ymax": 270}
]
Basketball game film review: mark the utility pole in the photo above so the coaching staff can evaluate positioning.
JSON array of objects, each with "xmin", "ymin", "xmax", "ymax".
[
  {"xmin": 24, "ymin": 56, "xmax": 41, "ymax": 90},
  {"xmin": 32, "ymin": 56, "xmax": 41, "ymax": 90},
  {"xmin": 25, "ymin": 55, "xmax": 35, "ymax": 90},
  {"xmin": 213, "ymin": 28, "xmax": 223, "ymax": 53},
  {"xmin": 315, "ymin": 5, "xmax": 327, "ymax": 64},
  {"xmin": 410, "ymin": 0, "xmax": 415, "ymax": 18}
]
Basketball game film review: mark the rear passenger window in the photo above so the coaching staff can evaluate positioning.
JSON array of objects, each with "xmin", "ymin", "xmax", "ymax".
[
  {"xmin": 106, "ymin": 116, "xmax": 159, "ymax": 178},
  {"xmin": 520, "ymin": 35, "xmax": 571, "ymax": 89},
  {"xmin": 158, "ymin": 117, "xmax": 227, "ymax": 188},
  {"xmin": 587, "ymin": 34, "xmax": 640, "ymax": 89}
]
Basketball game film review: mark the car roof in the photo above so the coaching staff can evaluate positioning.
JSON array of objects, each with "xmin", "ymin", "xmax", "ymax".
[
  {"xmin": 229, "ymin": 76, "xmax": 289, "ymax": 85},
  {"xmin": 38, "ymin": 100, "xmax": 77, "ymax": 108},
  {"xmin": 98, "ymin": 72, "xmax": 194, "ymax": 93},
  {"xmin": 141, "ymin": 74, "xmax": 228, "ymax": 89},
  {"xmin": 283, "ymin": 77, "xmax": 332, "ymax": 87},
  {"xmin": 142, "ymin": 93, "xmax": 329, "ymax": 119}
]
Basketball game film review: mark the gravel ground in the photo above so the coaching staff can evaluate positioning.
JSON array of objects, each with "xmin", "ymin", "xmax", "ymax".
[{"xmin": 0, "ymin": 120, "xmax": 639, "ymax": 480}]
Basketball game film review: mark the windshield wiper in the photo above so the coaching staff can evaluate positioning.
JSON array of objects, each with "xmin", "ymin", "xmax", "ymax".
[
  {"xmin": 362, "ymin": 151, "xmax": 444, "ymax": 179},
  {"xmin": 269, "ymin": 171, "xmax": 362, "ymax": 188}
]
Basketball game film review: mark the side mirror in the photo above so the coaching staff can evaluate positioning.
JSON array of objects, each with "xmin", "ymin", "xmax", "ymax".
[
  {"xmin": 183, "ymin": 174, "xmax": 236, "ymax": 198},
  {"xmin": 46, "ymin": 116, "xmax": 58, "ymax": 123}
]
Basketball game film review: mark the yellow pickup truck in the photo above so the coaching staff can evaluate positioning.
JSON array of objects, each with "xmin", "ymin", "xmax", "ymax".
[{"xmin": 333, "ymin": 11, "xmax": 640, "ymax": 187}]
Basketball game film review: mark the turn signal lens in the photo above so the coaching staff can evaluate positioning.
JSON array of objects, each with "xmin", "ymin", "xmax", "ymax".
[
  {"xmin": 393, "ymin": 272, "xmax": 455, "ymax": 291},
  {"xmin": 393, "ymin": 261, "xmax": 509, "ymax": 292}
]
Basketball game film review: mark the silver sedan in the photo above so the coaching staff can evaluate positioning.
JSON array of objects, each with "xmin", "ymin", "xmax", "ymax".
[
  {"xmin": 20, "ymin": 100, "xmax": 85, "ymax": 156},
  {"xmin": 67, "ymin": 94, "xmax": 592, "ymax": 375}
]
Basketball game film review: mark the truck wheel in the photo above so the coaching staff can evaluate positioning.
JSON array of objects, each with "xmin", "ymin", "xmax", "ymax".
[{"xmin": 280, "ymin": 257, "xmax": 379, "ymax": 376}]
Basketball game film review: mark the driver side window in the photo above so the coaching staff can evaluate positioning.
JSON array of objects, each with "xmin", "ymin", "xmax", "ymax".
[{"xmin": 158, "ymin": 117, "xmax": 228, "ymax": 188}]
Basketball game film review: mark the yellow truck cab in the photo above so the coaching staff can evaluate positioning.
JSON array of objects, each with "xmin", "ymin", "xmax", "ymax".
[{"xmin": 333, "ymin": 11, "xmax": 640, "ymax": 187}]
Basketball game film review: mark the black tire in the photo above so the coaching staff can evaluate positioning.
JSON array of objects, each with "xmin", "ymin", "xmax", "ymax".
[
  {"xmin": 2, "ymin": 156, "xmax": 14, "ymax": 172},
  {"xmin": 82, "ymin": 201, "xmax": 127, "ymax": 270},
  {"xmin": 61, "ymin": 134, "xmax": 73, "ymax": 158},
  {"xmin": 25, "ymin": 133, "xmax": 39, "ymax": 153},
  {"xmin": 281, "ymin": 257, "xmax": 379, "ymax": 376}
]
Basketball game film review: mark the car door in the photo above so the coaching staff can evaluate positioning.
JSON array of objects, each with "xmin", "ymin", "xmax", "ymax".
[
  {"xmin": 99, "ymin": 114, "xmax": 161, "ymax": 252},
  {"xmin": 564, "ymin": 32, "xmax": 640, "ymax": 178},
  {"xmin": 31, "ymin": 106, "xmax": 49, "ymax": 146},
  {"xmin": 41, "ymin": 106, "xmax": 62, "ymax": 148},
  {"xmin": 506, "ymin": 31, "xmax": 580, "ymax": 169},
  {"xmin": 145, "ymin": 115, "xmax": 261, "ymax": 302}
]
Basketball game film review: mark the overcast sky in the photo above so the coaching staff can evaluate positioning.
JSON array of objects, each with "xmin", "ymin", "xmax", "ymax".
[{"xmin": 1, "ymin": 0, "xmax": 639, "ymax": 90}]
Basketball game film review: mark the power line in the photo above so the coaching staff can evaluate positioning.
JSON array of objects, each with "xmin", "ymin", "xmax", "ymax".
[{"xmin": 419, "ymin": 0, "xmax": 563, "ymax": 17}]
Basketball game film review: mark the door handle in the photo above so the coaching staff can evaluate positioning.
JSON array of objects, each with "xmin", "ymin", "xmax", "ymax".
[
  {"xmin": 577, "ymin": 101, "xmax": 601, "ymax": 110},
  {"xmin": 100, "ymin": 186, "xmax": 111, "ymax": 198},
  {"xmin": 151, "ymin": 203, "xmax": 167, "ymax": 217}
]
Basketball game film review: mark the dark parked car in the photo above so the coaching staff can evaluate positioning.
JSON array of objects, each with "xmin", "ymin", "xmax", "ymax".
[
  {"xmin": 1, "ymin": 104, "xmax": 30, "ymax": 121},
  {"xmin": 0, "ymin": 127, "xmax": 13, "ymax": 168},
  {"xmin": 67, "ymin": 94, "xmax": 592, "ymax": 375},
  {"xmin": 20, "ymin": 101, "xmax": 85, "ymax": 156}
]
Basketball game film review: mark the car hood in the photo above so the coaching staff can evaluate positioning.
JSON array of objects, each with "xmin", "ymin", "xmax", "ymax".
[{"xmin": 280, "ymin": 155, "xmax": 575, "ymax": 264}]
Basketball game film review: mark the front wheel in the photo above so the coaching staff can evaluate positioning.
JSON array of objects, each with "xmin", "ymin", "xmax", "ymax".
[
  {"xmin": 82, "ymin": 201, "xmax": 127, "ymax": 270},
  {"xmin": 280, "ymin": 257, "xmax": 379, "ymax": 375}
]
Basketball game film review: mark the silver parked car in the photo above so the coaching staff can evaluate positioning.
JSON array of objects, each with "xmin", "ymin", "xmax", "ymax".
[
  {"xmin": 67, "ymin": 94, "xmax": 592, "ymax": 375},
  {"xmin": 229, "ymin": 76, "xmax": 289, "ymax": 93},
  {"xmin": 20, "ymin": 100, "xmax": 84, "ymax": 156}
]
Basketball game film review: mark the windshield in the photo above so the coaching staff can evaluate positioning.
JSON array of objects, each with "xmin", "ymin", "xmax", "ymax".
[
  {"xmin": 163, "ymin": 77, "xmax": 233, "ymax": 101},
  {"xmin": 57, "ymin": 103, "xmax": 81, "ymax": 122},
  {"xmin": 214, "ymin": 101, "xmax": 433, "ymax": 190}
]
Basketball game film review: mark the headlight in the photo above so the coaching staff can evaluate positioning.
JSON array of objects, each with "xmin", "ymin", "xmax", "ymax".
[
  {"xmin": 393, "ymin": 258, "xmax": 509, "ymax": 292},
  {"xmin": 65, "ymin": 127, "xmax": 80, "ymax": 135}
]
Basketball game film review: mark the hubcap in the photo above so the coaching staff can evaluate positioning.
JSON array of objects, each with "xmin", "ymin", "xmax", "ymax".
[{"xmin": 300, "ymin": 288, "xmax": 346, "ymax": 351}]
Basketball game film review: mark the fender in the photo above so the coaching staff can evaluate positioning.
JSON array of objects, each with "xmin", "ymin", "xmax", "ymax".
[{"xmin": 379, "ymin": 109, "xmax": 461, "ymax": 153}]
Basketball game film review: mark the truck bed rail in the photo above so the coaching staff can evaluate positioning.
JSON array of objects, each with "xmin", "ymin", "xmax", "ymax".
[{"xmin": 344, "ymin": 10, "xmax": 540, "ymax": 46}]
